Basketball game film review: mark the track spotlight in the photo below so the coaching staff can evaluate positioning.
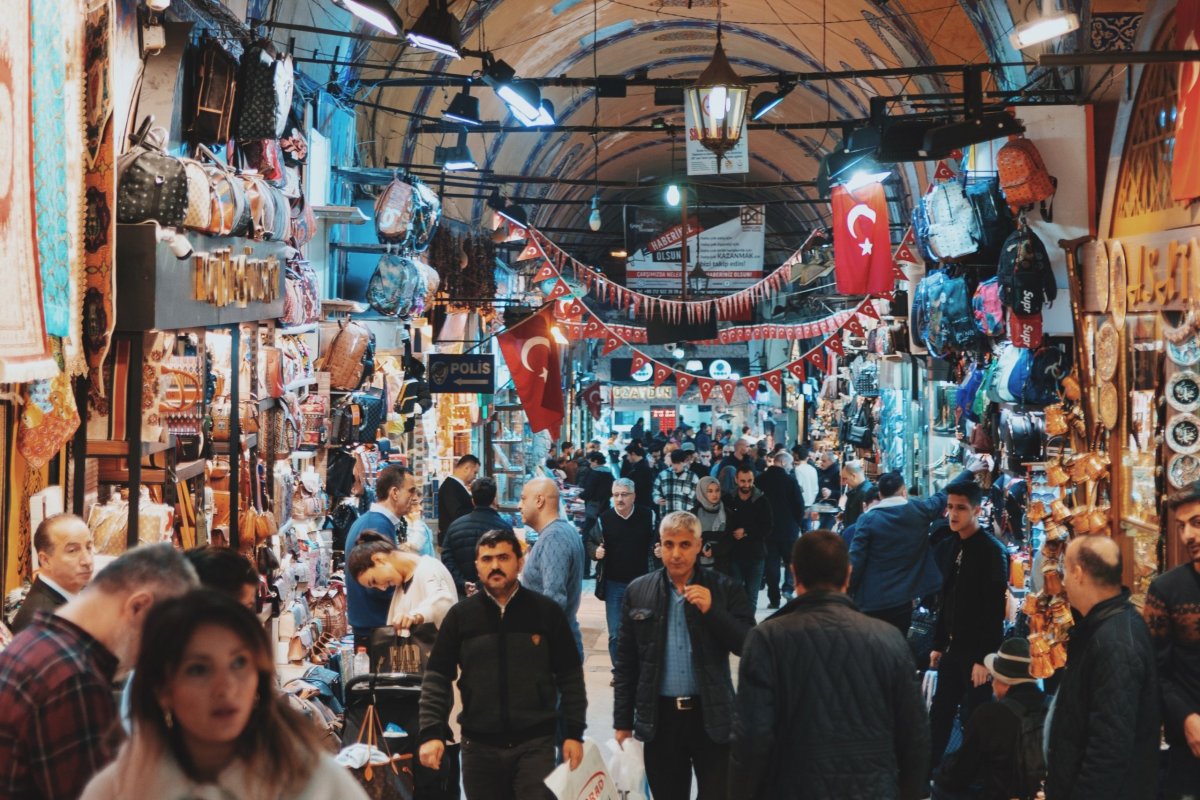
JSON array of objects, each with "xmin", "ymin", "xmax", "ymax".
[
  {"xmin": 497, "ymin": 79, "xmax": 542, "ymax": 123},
  {"xmin": 749, "ymin": 81, "xmax": 795, "ymax": 121},
  {"xmin": 1010, "ymin": 0, "xmax": 1080, "ymax": 50},
  {"xmin": 405, "ymin": 0, "xmax": 462, "ymax": 58},
  {"xmin": 498, "ymin": 203, "xmax": 528, "ymax": 229},
  {"xmin": 434, "ymin": 130, "xmax": 476, "ymax": 171},
  {"xmin": 443, "ymin": 85, "xmax": 481, "ymax": 126},
  {"xmin": 332, "ymin": 0, "xmax": 405, "ymax": 35}
]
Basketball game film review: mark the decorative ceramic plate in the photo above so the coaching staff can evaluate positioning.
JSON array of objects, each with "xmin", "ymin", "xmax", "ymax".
[
  {"xmin": 1090, "ymin": 240, "xmax": 1110, "ymax": 313},
  {"xmin": 1110, "ymin": 240, "xmax": 1127, "ymax": 328},
  {"xmin": 1168, "ymin": 370, "xmax": 1200, "ymax": 413},
  {"xmin": 1168, "ymin": 413, "xmax": 1200, "ymax": 455},
  {"xmin": 1099, "ymin": 382, "xmax": 1120, "ymax": 430},
  {"xmin": 1168, "ymin": 336, "xmax": 1200, "ymax": 367},
  {"xmin": 1096, "ymin": 322, "xmax": 1120, "ymax": 382},
  {"xmin": 1168, "ymin": 453, "xmax": 1200, "ymax": 489}
]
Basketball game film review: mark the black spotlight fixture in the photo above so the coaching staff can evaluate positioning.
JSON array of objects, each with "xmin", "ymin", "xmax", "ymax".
[
  {"xmin": 332, "ymin": 0, "xmax": 405, "ymax": 35},
  {"xmin": 443, "ymin": 84, "xmax": 481, "ymax": 126},
  {"xmin": 749, "ymin": 80, "xmax": 796, "ymax": 121},
  {"xmin": 405, "ymin": 0, "xmax": 462, "ymax": 58}
]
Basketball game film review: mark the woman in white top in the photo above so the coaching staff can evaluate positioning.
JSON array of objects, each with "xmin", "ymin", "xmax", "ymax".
[
  {"xmin": 82, "ymin": 589, "xmax": 368, "ymax": 800},
  {"xmin": 348, "ymin": 530, "xmax": 457, "ymax": 631}
]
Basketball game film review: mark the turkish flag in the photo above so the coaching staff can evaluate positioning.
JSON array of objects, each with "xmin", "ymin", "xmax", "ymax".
[
  {"xmin": 719, "ymin": 381, "xmax": 737, "ymax": 404},
  {"xmin": 653, "ymin": 363, "xmax": 673, "ymax": 386},
  {"xmin": 845, "ymin": 317, "xmax": 866, "ymax": 337},
  {"xmin": 826, "ymin": 336, "xmax": 845, "ymax": 357},
  {"xmin": 601, "ymin": 335, "xmax": 623, "ymax": 356},
  {"xmin": 858, "ymin": 302, "xmax": 880, "ymax": 321},
  {"xmin": 787, "ymin": 360, "xmax": 807, "ymax": 381},
  {"xmin": 517, "ymin": 243, "xmax": 540, "ymax": 261},
  {"xmin": 547, "ymin": 280, "xmax": 572, "ymax": 300},
  {"xmin": 582, "ymin": 315, "xmax": 604, "ymax": 338},
  {"xmin": 697, "ymin": 378, "xmax": 716, "ymax": 401},
  {"xmin": 1175, "ymin": 0, "xmax": 1200, "ymax": 201},
  {"xmin": 631, "ymin": 351, "xmax": 649, "ymax": 374},
  {"xmin": 807, "ymin": 350, "xmax": 826, "ymax": 371},
  {"xmin": 741, "ymin": 376, "xmax": 761, "ymax": 397},
  {"xmin": 676, "ymin": 372, "xmax": 696, "ymax": 396},
  {"xmin": 764, "ymin": 370, "xmax": 783, "ymax": 394},
  {"xmin": 893, "ymin": 243, "xmax": 919, "ymax": 265},
  {"xmin": 533, "ymin": 263, "xmax": 558, "ymax": 282},
  {"xmin": 832, "ymin": 183, "xmax": 892, "ymax": 295},
  {"xmin": 496, "ymin": 306, "xmax": 564, "ymax": 435},
  {"xmin": 581, "ymin": 382, "xmax": 603, "ymax": 420}
]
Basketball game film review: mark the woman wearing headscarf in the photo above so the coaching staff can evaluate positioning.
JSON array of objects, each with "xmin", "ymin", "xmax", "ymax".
[{"xmin": 693, "ymin": 476, "xmax": 733, "ymax": 575}]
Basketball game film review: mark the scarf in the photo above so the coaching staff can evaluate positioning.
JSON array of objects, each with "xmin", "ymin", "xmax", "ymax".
[{"xmin": 694, "ymin": 477, "xmax": 726, "ymax": 533}]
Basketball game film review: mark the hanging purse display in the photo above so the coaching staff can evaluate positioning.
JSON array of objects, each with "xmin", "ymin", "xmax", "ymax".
[
  {"xmin": 236, "ymin": 40, "xmax": 294, "ymax": 140},
  {"xmin": 321, "ymin": 319, "xmax": 376, "ymax": 391},
  {"xmin": 117, "ymin": 117, "xmax": 189, "ymax": 227},
  {"xmin": 374, "ymin": 176, "xmax": 416, "ymax": 245}
]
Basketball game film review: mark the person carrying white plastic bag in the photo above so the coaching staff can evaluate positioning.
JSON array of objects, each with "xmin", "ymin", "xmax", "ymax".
[
  {"xmin": 604, "ymin": 738, "xmax": 649, "ymax": 800},
  {"xmin": 544, "ymin": 740, "xmax": 619, "ymax": 800}
]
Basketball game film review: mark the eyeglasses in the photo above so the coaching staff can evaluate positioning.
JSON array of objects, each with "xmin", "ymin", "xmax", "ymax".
[{"xmin": 612, "ymin": 492, "xmax": 635, "ymax": 498}]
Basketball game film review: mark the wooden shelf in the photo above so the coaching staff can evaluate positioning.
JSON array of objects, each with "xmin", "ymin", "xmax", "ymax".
[
  {"xmin": 98, "ymin": 458, "xmax": 206, "ymax": 485},
  {"xmin": 87, "ymin": 438, "xmax": 175, "ymax": 457},
  {"xmin": 211, "ymin": 434, "xmax": 257, "ymax": 455}
]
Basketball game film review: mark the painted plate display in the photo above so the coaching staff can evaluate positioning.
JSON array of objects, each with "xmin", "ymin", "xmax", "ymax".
[
  {"xmin": 1168, "ymin": 370, "xmax": 1200, "ymax": 413},
  {"xmin": 1090, "ymin": 240, "xmax": 1110, "ymax": 313},
  {"xmin": 1168, "ymin": 453, "xmax": 1200, "ymax": 489},
  {"xmin": 1168, "ymin": 336, "xmax": 1200, "ymax": 367},
  {"xmin": 1099, "ymin": 382, "xmax": 1120, "ymax": 430},
  {"xmin": 1096, "ymin": 321, "xmax": 1120, "ymax": 382},
  {"xmin": 1168, "ymin": 413, "xmax": 1200, "ymax": 455},
  {"xmin": 1109, "ymin": 240, "xmax": 1126, "ymax": 328}
]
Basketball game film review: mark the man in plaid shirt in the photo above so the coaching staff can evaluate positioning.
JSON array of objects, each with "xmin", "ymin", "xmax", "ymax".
[
  {"xmin": 654, "ymin": 449, "xmax": 701, "ymax": 514},
  {"xmin": 0, "ymin": 543, "xmax": 197, "ymax": 800}
]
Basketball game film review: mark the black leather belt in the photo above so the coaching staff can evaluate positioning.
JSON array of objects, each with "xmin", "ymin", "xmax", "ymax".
[{"xmin": 662, "ymin": 696, "xmax": 697, "ymax": 711}]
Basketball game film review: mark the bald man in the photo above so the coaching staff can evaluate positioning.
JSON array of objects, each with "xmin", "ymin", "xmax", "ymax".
[
  {"xmin": 12, "ymin": 514, "xmax": 95, "ymax": 633},
  {"xmin": 1044, "ymin": 536, "xmax": 1160, "ymax": 800},
  {"xmin": 519, "ymin": 477, "xmax": 586, "ymax": 658}
]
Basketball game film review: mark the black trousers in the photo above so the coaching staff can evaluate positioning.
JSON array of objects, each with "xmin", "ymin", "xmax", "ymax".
[
  {"xmin": 461, "ymin": 734, "xmax": 556, "ymax": 800},
  {"xmin": 1165, "ymin": 743, "xmax": 1200, "ymax": 800},
  {"xmin": 929, "ymin": 649, "xmax": 994, "ymax": 768},
  {"xmin": 866, "ymin": 603, "xmax": 913, "ymax": 637},
  {"xmin": 644, "ymin": 697, "xmax": 728, "ymax": 800},
  {"xmin": 764, "ymin": 533, "xmax": 798, "ymax": 605}
]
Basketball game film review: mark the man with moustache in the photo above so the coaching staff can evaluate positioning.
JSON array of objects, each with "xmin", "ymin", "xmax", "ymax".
[
  {"xmin": 11, "ymin": 514, "xmax": 96, "ymax": 633},
  {"xmin": 418, "ymin": 529, "xmax": 587, "ymax": 797}
]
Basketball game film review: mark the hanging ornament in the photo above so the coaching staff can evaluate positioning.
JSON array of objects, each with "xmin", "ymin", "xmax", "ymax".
[
  {"xmin": 547, "ymin": 280, "xmax": 572, "ymax": 300},
  {"xmin": 892, "ymin": 263, "xmax": 911, "ymax": 281},
  {"xmin": 533, "ymin": 263, "xmax": 558, "ymax": 282},
  {"xmin": 787, "ymin": 360, "xmax": 807, "ymax": 381},
  {"xmin": 631, "ymin": 351, "xmax": 649, "ymax": 374},
  {"xmin": 893, "ymin": 242, "xmax": 919, "ymax": 265},
  {"xmin": 933, "ymin": 160, "xmax": 956, "ymax": 181},
  {"xmin": 517, "ymin": 243, "xmax": 540, "ymax": 261},
  {"xmin": 583, "ymin": 316, "xmax": 604, "ymax": 338},
  {"xmin": 858, "ymin": 302, "xmax": 881, "ymax": 322},
  {"xmin": 826, "ymin": 336, "xmax": 845, "ymax": 357},
  {"xmin": 806, "ymin": 350, "xmax": 826, "ymax": 371},
  {"xmin": 740, "ymin": 376, "xmax": 761, "ymax": 396},
  {"xmin": 845, "ymin": 318, "xmax": 866, "ymax": 337},
  {"xmin": 601, "ymin": 335, "xmax": 623, "ymax": 356}
]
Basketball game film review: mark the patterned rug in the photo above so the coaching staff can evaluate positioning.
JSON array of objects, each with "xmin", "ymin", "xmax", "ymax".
[
  {"xmin": 84, "ymin": 0, "xmax": 116, "ymax": 412},
  {"xmin": 0, "ymin": 0, "xmax": 58, "ymax": 383}
]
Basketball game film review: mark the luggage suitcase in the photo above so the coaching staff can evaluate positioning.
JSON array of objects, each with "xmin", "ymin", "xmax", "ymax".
[{"xmin": 342, "ymin": 673, "xmax": 461, "ymax": 800}]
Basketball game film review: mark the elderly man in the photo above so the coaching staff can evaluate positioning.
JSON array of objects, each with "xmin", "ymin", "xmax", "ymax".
[
  {"xmin": 11, "ymin": 514, "xmax": 95, "ymax": 633},
  {"xmin": 438, "ymin": 454, "xmax": 480, "ymax": 546},
  {"xmin": 614, "ymin": 511, "xmax": 755, "ymax": 800},
  {"xmin": 815, "ymin": 451, "xmax": 842, "ymax": 530},
  {"xmin": 1045, "ymin": 536, "xmax": 1160, "ymax": 800},
  {"xmin": 520, "ymin": 477, "xmax": 586, "ymax": 659},
  {"xmin": 840, "ymin": 460, "xmax": 875, "ymax": 529},
  {"xmin": 0, "ymin": 544, "xmax": 198, "ymax": 800},
  {"xmin": 588, "ymin": 478, "xmax": 656, "ymax": 671}
]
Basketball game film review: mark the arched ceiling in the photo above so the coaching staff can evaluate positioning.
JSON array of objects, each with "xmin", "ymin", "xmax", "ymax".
[{"xmin": 272, "ymin": 0, "xmax": 1082, "ymax": 254}]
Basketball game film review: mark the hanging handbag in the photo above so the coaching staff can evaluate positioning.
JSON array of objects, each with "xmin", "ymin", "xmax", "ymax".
[
  {"xmin": 321, "ymin": 319, "xmax": 376, "ymax": 391},
  {"xmin": 117, "ymin": 117, "xmax": 189, "ymax": 226},
  {"xmin": 375, "ymin": 177, "xmax": 416, "ymax": 245},
  {"xmin": 236, "ymin": 40, "xmax": 294, "ymax": 140},
  {"xmin": 193, "ymin": 37, "xmax": 238, "ymax": 143},
  {"xmin": 367, "ymin": 254, "xmax": 422, "ymax": 317},
  {"xmin": 346, "ymin": 704, "xmax": 416, "ymax": 800}
]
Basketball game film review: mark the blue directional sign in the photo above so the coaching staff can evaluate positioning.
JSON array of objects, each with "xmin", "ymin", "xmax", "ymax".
[{"xmin": 427, "ymin": 354, "xmax": 495, "ymax": 394}]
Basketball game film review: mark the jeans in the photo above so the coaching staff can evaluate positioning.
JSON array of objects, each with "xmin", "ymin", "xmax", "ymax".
[
  {"xmin": 731, "ymin": 558, "xmax": 765, "ymax": 610},
  {"xmin": 644, "ymin": 697, "xmax": 729, "ymax": 800},
  {"xmin": 929, "ymin": 649, "xmax": 994, "ymax": 768},
  {"xmin": 764, "ymin": 534, "xmax": 798, "ymax": 606},
  {"xmin": 604, "ymin": 581, "xmax": 629, "ymax": 668},
  {"xmin": 461, "ymin": 734, "xmax": 556, "ymax": 800}
]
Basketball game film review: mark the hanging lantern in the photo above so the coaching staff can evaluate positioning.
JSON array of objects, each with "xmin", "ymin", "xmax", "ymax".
[{"xmin": 684, "ymin": 27, "xmax": 748, "ymax": 164}]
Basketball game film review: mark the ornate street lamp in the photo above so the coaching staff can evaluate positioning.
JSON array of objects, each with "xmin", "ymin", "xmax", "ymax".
[
  {"xmin": 684, "ymin": 10, "xmax": 747, "ymax": 167},
  {"xmin": 688, "ymin": 261, "xmax": 710, "ymax": 296}
]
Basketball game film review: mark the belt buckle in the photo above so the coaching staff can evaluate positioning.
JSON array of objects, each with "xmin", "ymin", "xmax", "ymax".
[{"xmin": 674, "ymin": 697, "xmax": 694, "ymax": 711}]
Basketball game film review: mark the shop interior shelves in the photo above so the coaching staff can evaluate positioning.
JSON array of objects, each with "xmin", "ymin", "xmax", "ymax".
[
  {"xmin": 98, "ymin": 458, "xmax": 206, "ymax": 485},
  {"xmin": 87, "ymin": 437, "xmax": 175, "ymax": 457},
  {"xmin": 211, "ymin": 433, "xmax": 258, "ymax": 454}
]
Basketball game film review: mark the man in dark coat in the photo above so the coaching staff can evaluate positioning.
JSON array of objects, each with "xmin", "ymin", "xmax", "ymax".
[
  {"xmin": 621, "ymin": 441, "xmax": 656, "ymax": 516},
  {"xmin": 723, "ymin": 465, "xmax": 775, "ymax": 611},
  {"xmin": 436, "ymin": 454, "xmax": 479, "ymax": 546},
  {"xmin": 840, "ymin": 459, "xmax": 876, "ymax": 529},
  {"xmin": 728, "ymin": 530, "xmax": 929, "ymax": 800},
  {"xmin": 613, "ymin": 510, "xmax": 755, "ymax": 799},
  {"xmin": 10, "ymin": 514, "xmax": 95, "ymax": 633},
  {"xmin": 441, "ymin": 477, "xmax": 514, "ymax": 598},
  {"xmin": 1045, "ymin": 536, "xmax": 1160, "ymax": 800},
  {"xmin": 815, "ymin": 451, "xmax": 842, "ymax": 530},
  {"xmin": 755, "ymin": 452, "xmax": 806, "ymax": 609}
]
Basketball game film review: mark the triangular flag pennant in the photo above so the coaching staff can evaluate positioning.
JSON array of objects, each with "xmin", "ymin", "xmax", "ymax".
[
  {"xmin": 601, "ymin": 335, "xmax": 623, "ymax": 356},
  {"xmin": 547, "ymin": 280, "xmax": 572, "ymax": 300},
  {"xmin": 807, "ymin": 350, "xmax": 826, "ymax": 371},
  {"xmin": 630, "ymin": 351, "xmax": 648, "ymax": 375},
  {"xmin": 892, "ymin": 263, "xmax": 910, "ymax": 281},
  {"xmin": 764, "ymin": 370, "xmax": 783, "ymax": 394},
  {"xmin": 533, "ymin": 262, "xmax": 558, "ymax": 282},
  {"xmin": 787, "ymin": 360, "xmax": 807, "ymax": 381},
  {"xmin": 901, "ymin": 227, "xmax": 916, "ymax": 246},
  {"xmin": 858, "ymin": 302, "xmax": 881, "ymax": 321},
  {"xmin": 719, "ymin": 380, "xmax": 737, "ymax": 404},
  {"xmin": 933, "ymin": 160, "xmax": 956, "ymax": 181},
  {"xmin": 741, "ymin": 376, "xmax": 761, "ymax": 396},
  {"xmin": 517, "ymin": 243, "xmax": 540, "ymax": 261},
  {"xmin": 697, "ymin": 378, "xmax": 716, "ymax": 401},
  {"xmin": 676, "ymin": 372, "xmax": 696, "ymax": 396},
  {"xmin": 583, "ymin": 316, "xmax": 604, "ymax": 338},
  {"xmin": 826, "ymin": 336, "xmax": 845, "ymax": 357},
  {"xmin": 893, "ymin": 243, "xmax": 919, "ymax": 264},
  {"xmin": 653, "ymin": 363, "xmax": 673, "ymax": 387},
  {"xmin": 561, "ymin": 297, "xmax": 585, "ymax": 320},
  {"xmin": 845, "ymin": 317, "xmax": 866, "ymax": 337},
  {"xmin": 948, "ymin": 148, "xmax": 963, "ymax": 161}
]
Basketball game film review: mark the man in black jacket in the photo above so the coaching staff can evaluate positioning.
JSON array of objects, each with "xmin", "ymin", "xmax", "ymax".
[
  {"xmin": 815, "ymin": 451, "xmax": 842, "ymax": 530},
  {"xmin": 840, "ymin": 459, "xmax": 875, "ymax": 529},
  {"xmin": 441, "ymin": 478, "xmax": 514, "ymax": 598},
  {"xmin": 1045, "ymin": 536, "xmax": 1160, "ymax": 800},
  {"xmin": 613, "ymin": 511, "xmax": 755, "ymax": 800},
  {"xmin": 437, "ymin": 454, "xmax": 479, "ymax": 546},
  {"xmin": 728, "ymin": 530, "xmax": 929, "ymax": 800},
  {"xmin": 419, "ymin": 528, "xmax": 587, "ymax": 795},
  {"xmin": 588, "ymin": 478, "xmax": 657, "ymax": 670},
  {"xmin": 10, "ymin": 514, "xmax": 95, "ymax": 633},
  {"xmin": 755, "ymin": 452, "xmax": 806, "ymax": 609},
  {"xmin": 928, "ymin": 480, "xmax": 1009, "ymax": 769},
  {"xmin": 724, "ymin": 465, "xmax": 775, "ymax": 610},
  {"xmin": 621, "ymin": 441, "xmax": 656, "ymax": 516}
]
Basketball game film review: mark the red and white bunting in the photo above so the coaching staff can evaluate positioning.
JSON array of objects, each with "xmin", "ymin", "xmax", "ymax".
[
  {"xmin": 892, "ymin": 263, "xmax": 911, "ymax": 281},
  {"xmin": 858, "ymin": 302, "xmax": 881, "ymax": 322},
  {"xmin": 601, "ymin": 335, "xmax": 623, "ymax": 356},
  {"xmin": 517, "ymin": 243, "xmax": 540, "ymax": 261},
  {"xmin": 676, "ymin": 372, "xmax": 696, "ymax": 396},
  {"xmin": 901, "ymin": 227, "xmax": 917, "ymax": 246},
  {"xmin": 825, "ymin": 335, "xmax": 845, "ymax": 357},
  {"xmin": 547, "ymin": 279, "xmax": 571, "ymax": 301},
  {"xmin": 845, "ymin": 317, "xmax": 866, "ymax": 337},
  {"xmin": 807, "ymin": 350, "xmax": 827, "ymax": 371},
  {"xmin": 582, "ymin": 316, "xmax": 604, "ymax": 338},
  {"xmin": 560, "ymin": 298, "xmax": 585, "ymax": 320},
  {"xmin": 893, "ymin": 242, "xmax": 920, "ymax": 265},
  {"xmin": 764, "ymin": 370, "xmax": 783, "ymax": 394},
  {"xmin": 741, "ymin": 376, "xmax": 761, "ymax": 396},
  {"xmin": 933, "ymin": 160, "xmax": 957, "ymax": 181},
  {"xmin": 719, "ymin": 380, "xmax": 737, "ymax": 404},
  {"xmin": 697, "ymin": 378, "xmax": 717, "ymax": 402},
  {"xmin": 653, "ymin": 363, "xmax": 673, "ymax": 387},
  {"xmin": 630, "ymin": 351, "xmax": 649, "ymax": 374},
  {"xmin": 786, "ymin": 360, "xmax": 807, "ymax": 381}
]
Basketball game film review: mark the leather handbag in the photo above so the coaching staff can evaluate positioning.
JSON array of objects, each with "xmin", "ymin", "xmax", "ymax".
[
  {"xmin": 322, "ymin": 320, "xmax": 376, "ymax": 391},
  {"xmin": 375, "ymin": 177, "xmax": 415, "ymax": 244},
  {"xmin": 197, "ymin": 144, "xmax": 250, "ymax": 237},
  {"xmin": 289, "ymin": 194, "xmax": 317, "ymax": 248},
  {"xmin": 236, "ymin": 40, "xmax": 294, "ymax": 140},
  {"xmin": 117, "ymin": 118, "xmax": 189, "ymax": 226},
  {"xmin": 282, "ymin": 259, "xmax": 321, "ymax": 326},
  {"xmin": 332, "ymin": 389, "xmax": 386, "ymax": 444},
  {"xmin": 193, "ymin": 37, "xmax": 238, "ymax": 143},
  {"xmin": 239, "ymin": 138, "xmax": 286, "ymax": 185},
  {"xmin": 367, "ymin": 254, "xmax": 422, "ymax": 317},
  {"xmin": 181, "ymin": 159, "xmax": 214, "ymax": 232}
]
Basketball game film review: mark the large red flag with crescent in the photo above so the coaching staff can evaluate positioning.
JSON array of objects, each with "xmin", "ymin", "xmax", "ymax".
[
  {"xmin": 580, "ymin": 382, "xmax": 603, "ymax": 420},
  {"xmin": 832, "ymin": 183, "xmax": 892, "ymax": 295},
  {"xmin": 496, "ymin": 306, "xmax": 564, "ymax": 435}
]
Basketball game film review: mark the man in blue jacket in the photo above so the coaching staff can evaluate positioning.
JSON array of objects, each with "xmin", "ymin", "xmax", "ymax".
[
  {"xmin": 345, "ymin": 465, "xmax": 422, "ymax": 649},
  {"xmin": 848, "ymin": 471, "xmax": 949, "ymax": 635}
]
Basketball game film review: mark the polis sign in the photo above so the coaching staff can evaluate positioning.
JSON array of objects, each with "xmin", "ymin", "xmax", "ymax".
[{"xmin": 428, "ymin": 354, "xmax": 495, "ymax": 394}]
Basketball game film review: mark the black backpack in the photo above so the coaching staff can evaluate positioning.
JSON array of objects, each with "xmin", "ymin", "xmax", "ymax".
[
  {"xmin": 999, "ymin": 697, "xmax": 1047, "ymax": 800},
  {"xmin": 998, "ymin": 227, "xmax": 1057, "ymax": 315},
  {"xmin": 965, "ymin": 177, "xmax": 1016, "ymax": 267}
]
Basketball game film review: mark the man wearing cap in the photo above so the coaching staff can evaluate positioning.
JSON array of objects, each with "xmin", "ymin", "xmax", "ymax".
[
  {"xmin": 1143, "ymin": 482, "xmax": 1200, "ymax": 799},
  {"xmin": 931, "ymin": 638, "xmax": 1046, "ymax": 800}
]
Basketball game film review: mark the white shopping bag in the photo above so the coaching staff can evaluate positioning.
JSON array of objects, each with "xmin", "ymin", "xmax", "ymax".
[
  {"xmin": 544, "ymin": 740, "xmax": 619, "ymax": 800},
  {"xmin": 603, "ymin": 738, "xmax": 648, "ymax": 800}
]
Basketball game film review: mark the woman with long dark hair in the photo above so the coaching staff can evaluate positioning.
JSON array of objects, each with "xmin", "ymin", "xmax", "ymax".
[{"xmin": 81, "ymin": 589, "xmax": 368, "ymax": 799}]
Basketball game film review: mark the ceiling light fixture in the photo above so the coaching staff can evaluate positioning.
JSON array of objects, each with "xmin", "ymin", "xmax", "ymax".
[
  {"xmin": 684, "ymin": 4, "xmax": 748, "ymax": 166},
  {"xmin": 496, "ymin": 79, "xmax": 542, "ymax": 123},
  {"xmin": 749, "ymin": 80, "xmax": 795, "ymax": 121},
  {"xmin": 843, "ymin": 170, "xmax": 892, "ymax": 192},
  {"xmin": 498, "ymin": 203, "xmax": 528, "ymax": 229},
  {"xmin": 332, "ymin": 0, "xmax": 405, "ymax": 35},
  {"xmin": 406, "ymin": 0, "xmax": 463, "ymax": 58},
  {"xmin": 434, "ymin": 130, "xmax": 476, "ymax": 171},
  {"xmin": 1010, "ymin": 0, "xmax": 1080, "ymax": 50},
  {"xmin": 610, "ymin": 248, "xmax": 628, "ymax": 258},
  {"xmin": 665, "ymin": 183, "xmax": 681, "ymax": 207},
  {"xmin": 443, "ymin": 85, "xmax": 481, "ymax": 126},
  {"xmin": 588, "ymin": 195, "xmax": 602, "ymax": 231}
]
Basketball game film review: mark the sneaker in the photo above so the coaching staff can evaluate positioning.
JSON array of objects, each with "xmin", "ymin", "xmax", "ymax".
[{"xmin": 767, "ymin": 600, "xmax": 780, "ymax": 609}]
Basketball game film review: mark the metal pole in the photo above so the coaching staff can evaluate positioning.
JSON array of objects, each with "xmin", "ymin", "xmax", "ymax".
[{"xmin": 681, "ymin": 186, "xmax": 689, "ymax": 301}]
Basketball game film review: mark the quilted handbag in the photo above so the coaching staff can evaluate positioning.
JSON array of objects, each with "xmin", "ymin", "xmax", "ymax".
[
  {"xmin": 367, "ymin": 254, "xmax": 422, "ymax": 317},
  {"xmin": 236, "ymin": 41, "xmax": 294, "ymax": 140},
  {"xmin": 282, "ymin": 260, "xmax": 321, "ymax": 327},
  {"xmin": 375, "ymin": 177, "xmax": 415, "ymax": 244},
  {"xmin": 321, "ymin": 320, "xmax": 375, "ymax": 391},
  {"xmin": 409, "ymin": 180, "xmax": 442, "ymax": 252},
  {"xmin": 181, "ymin": 159, "xmax": 214, "ymax": 232},
  {"xmin": 117, "ymin": 118, "xmax": 189, "ymax": 226},
  {"xmin": 923, "ymin": 180, "xmax": 980, "ymax": 261},
  {"xmin": 289, "ymin": 195, "xmax": 317, "ymax": 248},
  {"xmin": 331, "ymin": 390, "xmax": 386, "ymax": 444}
]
